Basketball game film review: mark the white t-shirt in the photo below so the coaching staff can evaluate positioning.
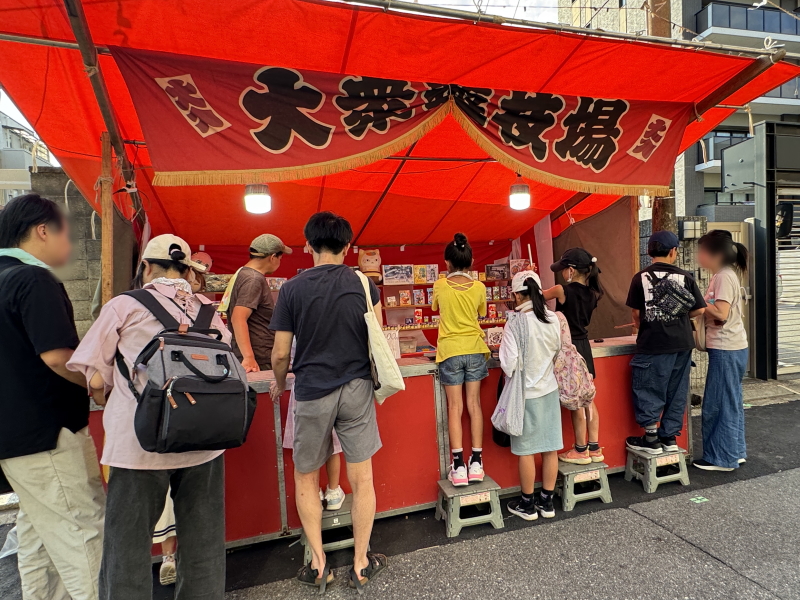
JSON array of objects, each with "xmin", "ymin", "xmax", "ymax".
[
  {"xmin": 499, "ymin": 308, "xmax": 561, "ymax": 399},
  {"xmin": 705, "ymin": 267, "xmax": 748, "ymax": 351}
]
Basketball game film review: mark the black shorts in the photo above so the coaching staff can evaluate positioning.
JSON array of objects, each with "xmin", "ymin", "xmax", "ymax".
[{"xmin": 573, "ymin": 337, "xmax": 596, "ymax": 379}]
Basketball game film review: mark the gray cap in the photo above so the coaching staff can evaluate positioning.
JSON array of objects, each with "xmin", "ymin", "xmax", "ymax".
[{"xmin": 250, "ymin": 234, "xmax": 292, "ymax": 257}]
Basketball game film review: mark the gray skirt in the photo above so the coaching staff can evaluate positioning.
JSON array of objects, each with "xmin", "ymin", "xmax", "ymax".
[{"xmin": 510, "ymin": 388, "xmax": 564, "ymax": 456}]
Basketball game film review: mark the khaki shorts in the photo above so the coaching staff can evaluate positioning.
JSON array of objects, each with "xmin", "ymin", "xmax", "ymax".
[{"xmin": 292, "ymin": 377, "xmax": 382, "ymax": 473}]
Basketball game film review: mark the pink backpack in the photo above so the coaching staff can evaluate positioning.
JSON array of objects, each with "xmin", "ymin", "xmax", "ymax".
[{"xmin": 553, "ymin": 312, "xmax": 596, "ymax": 410}]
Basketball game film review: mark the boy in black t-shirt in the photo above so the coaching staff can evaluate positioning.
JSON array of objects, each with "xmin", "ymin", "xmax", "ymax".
[{"xmin": 625, "ymin": 231, "xmax": 706, "ymax": 454}]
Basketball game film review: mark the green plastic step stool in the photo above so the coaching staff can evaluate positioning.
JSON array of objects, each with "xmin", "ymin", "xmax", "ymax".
[
  {"xmin": 435, "ymin": 475, "xmax": 504, "ymax": 538},
  {"xmin": 300, "ymin": 495, "xmax": 365, "ymax": 563},
  {"xmin": 625, "ymin": 447, "xmax": 690, "ymax": 493},
  {"xmin": 556, "ymin": 461, "xmax": 613, "ymax": 511}
]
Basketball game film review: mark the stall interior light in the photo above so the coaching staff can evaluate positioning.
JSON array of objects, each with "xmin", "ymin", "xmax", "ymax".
[
  {"xmin": 509, "ymin": 175, "xmax": 531, "ymax": 210},
  {"xmin": 244, "ymin": 184, "xmax": 271, "ymax": 214}
]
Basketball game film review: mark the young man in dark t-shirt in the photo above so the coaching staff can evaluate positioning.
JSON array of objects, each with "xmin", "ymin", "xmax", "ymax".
[
  {"xmin": 270, "ymin": 212, "xmax": 387, "ymax": 592},
  {"xmin": 225, "ymin": 233, "xmax": 291, "ymax": 371},
  {"xmin": 0, "ymin": 194, "xmax": 105, "ymax": 598},
  {"xmin": 625, "ymin": 231, "xmax": 706, "ymax": 455}
]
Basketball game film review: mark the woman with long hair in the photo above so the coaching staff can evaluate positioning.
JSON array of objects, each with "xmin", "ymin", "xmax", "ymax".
[
  {"xmin": 694, "ymin": 230, "xmax": 749, "ymax": 472},
  {"xmin": 502, "ymin": 271, "xmax": 563, "ymax": 521},
  {"xmin": 544, "ymin": 248, "xmax": 604, "ymax": 465},
  {"xmin": 432, "ymin": 233, "xmax": 490, "ymax": 486}
]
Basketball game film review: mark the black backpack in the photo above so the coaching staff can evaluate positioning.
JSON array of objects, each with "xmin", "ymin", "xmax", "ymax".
[
  {"xmin": 646, "ymin": 270, "xmax": 696, "ymax": 320},
  {"xmin": 115, "ymin": 289, "xmax": 257, "ymax": 453}
]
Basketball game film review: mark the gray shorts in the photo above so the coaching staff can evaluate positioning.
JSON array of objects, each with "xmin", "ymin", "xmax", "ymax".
[{"xmin": 292, "ymin": 378, "xmax": 382, "ymax": 473}]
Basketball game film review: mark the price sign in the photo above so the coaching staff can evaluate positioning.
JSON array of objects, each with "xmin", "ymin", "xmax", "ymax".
[
  {"xmin": 574, "ymin": 469, "xmax": 600, "ymax": 483},
  {"xmin": 656, "ymin": 453, "xmax": 680, "ymax": 466},
  {"xmin": 460, "ymin": 491, "xmax": 490, "ymax": 506}
]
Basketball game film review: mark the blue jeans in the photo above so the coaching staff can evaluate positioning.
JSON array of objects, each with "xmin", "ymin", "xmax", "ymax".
[
  {"xmin": 702, "ymin": 348, "xmax": 748, "ymax": 469},
  {"xmin": 630, "ymin": 351, "xmax": 692, "ymax": 437},
  {"xmin": 439, "ymin": 353, "xmax": 489, "ymax": 386}
]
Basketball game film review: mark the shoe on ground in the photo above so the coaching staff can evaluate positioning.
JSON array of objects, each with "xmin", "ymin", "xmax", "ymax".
[
  {"xmin": 693, "ymin": 459, "xmax": 734, "ymax": 472},
  {"xmin": 448, "ymin": 463, "xmax": 468, "ymax": 487},
  {"xmin": 534, "ymin": 493, "xmax": 556, "ymax": 519},
  {"xmin": 507, "ymin": 498, "xmax": 538, "ymax": 521},
  {"xmin": 626, "ymin": 435, "xmax": 663, "ymax": 455},
  {"xmin": 738, "ymin": 458, "xmax": 746, "ymax": 464},
  {"xmin": 159, "ymin": 555, "xmax": 177, "ymax": 586},
  {"xmin": 324, "ymin": 486, "xmax": 346, "ymax": 511},
  {"xmin": 659, "ymin": 436, "xmax": 679, "ymax": 451},
  {"xmin": 558, "ymin": 448, "xmax": 592, "ymax": 465},
  {"xmin": 468, "ymin": 459, "xmax": 485, "ymax": 483},
  {"xmin": 588, "ymin": 447, "xmax": 605, "ymax": 463}
]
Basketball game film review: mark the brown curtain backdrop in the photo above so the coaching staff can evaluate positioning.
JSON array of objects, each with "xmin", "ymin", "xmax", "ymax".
[{"xmin": 552, "ymin": 197, "xmax": 638, "ymax": 340}]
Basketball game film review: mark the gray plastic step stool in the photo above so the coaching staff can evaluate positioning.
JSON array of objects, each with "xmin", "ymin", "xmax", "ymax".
[
  {"xmin": 556, "ymin": 461, "xmax": 613, "ymax": 511},
  {"xmin": 435, "ymin": 475, "xmax": 504, "ymax": 538},
  {"xmin": 625, "ymin": 447, "xmax": 690, "ymax": 493},
  {"xmin": 300, "ymin": 495, "xmax": 363, "ymax": 563}
]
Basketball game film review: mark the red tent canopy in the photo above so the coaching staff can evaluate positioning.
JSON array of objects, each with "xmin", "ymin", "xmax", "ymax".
[{"xmin": 0, "ymin": 0, "xmax": 798, "ymax": 246}]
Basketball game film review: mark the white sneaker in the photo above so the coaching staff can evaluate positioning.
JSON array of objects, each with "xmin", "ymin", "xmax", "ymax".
[
  {"xmin": 448, "ymin": 463, "xmax": 468, "ymax": 487},
  {"xmin": 738, "ymin": 458, "xmax": 747, "ymax": 464},
  {"xmin": 159, "ymin": 555, "xmax": 176, "ymax": 586},
  {"xmin": 468, "ymin": 460, "xmax": 484, "ymax": 483},
  {"xmin": 324, "ymin": 486, "xmax": 345, "ymax": 511}
]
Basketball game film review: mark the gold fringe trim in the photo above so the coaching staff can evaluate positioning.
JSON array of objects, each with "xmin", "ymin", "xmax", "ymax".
[
  {"xmin": 450, "ymin": 108, "xmax": 670, "ymax": 197},
  {"xmin": 152, "ymin": 105, "xmax": 451, "ymax": 187}
]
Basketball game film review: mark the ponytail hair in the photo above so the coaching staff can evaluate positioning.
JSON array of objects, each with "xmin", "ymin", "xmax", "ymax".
[
  {"xmin": 444, "ymin": 232, "xmax": 473, "ymax": 271},
  {"xmin": 574, "ymin": 260, "xmax": 604, "ymax": 300},
  {"xmin": 516, "ymin": 276, "xmax": 550, "ymax": 324},
  {"xmin": 699, "ymin": 229, "xmax": 748, "ymax": 275}
]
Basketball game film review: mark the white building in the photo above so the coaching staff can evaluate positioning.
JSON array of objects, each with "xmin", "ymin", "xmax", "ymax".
[
  {"xmin": 558, "ymin": 0, "xmax": 800, "ymax": 220},
  {"xmin": 0, "ymin": 112, "xmax": 53, "ymax": 205}
]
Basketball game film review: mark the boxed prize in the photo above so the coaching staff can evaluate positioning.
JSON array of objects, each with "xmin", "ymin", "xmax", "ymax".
[
  {"xmin": 383, "ymin": 264, "xmax": 414, "ymax": 285},
  {"xmin": 509, "ymin": 259, "xmax": 532, "ymax": 276},
  {"xmin": 426, "ymin": 264, "xmax": 439, "ymax": 282},
  {"xmin": 427, "ymin": 287, "xmax": 434, "ymax": 305},
  {"xmin": 399, "ymin": 290, "xmax": 412, "ymax": 306},
  {"xmin": 413, "ymin": 265, "xmax": 428, "ymax": 284},
  {"xmin": 414, "ymin": 308, "xmax": 423, "ymax": 324},
  {"xmin": 413, "ymin": 289, "xmax": 426, "ymax": 305},
  {"xmin": 386, "ymin": 296, "xmax": 398, "ymax": 307},
  {"xmin": 485, "ymin": 263, "xmax": 510, "ymax": 280}
]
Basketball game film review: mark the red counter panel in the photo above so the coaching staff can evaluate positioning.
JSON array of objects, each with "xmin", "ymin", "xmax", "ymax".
[{"xmin": 280, "ymin": 374, "xmax": 441, "ymax": 530}]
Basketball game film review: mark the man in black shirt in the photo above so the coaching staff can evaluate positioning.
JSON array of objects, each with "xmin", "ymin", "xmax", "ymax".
[
  {"xmin": 270, "ymin": 212, "xmax": 387, "ymax": 592},
  {"xmin": 0, "ymin": 194, "xmax": 105, "ymax": 599},
  {"xmin": 625, "ymin": 231, "xmax": 706, "ymax": 455}
]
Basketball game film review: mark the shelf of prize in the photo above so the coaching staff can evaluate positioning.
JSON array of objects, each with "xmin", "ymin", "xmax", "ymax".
[
  {"xmin": 382, "ymin": 319, "xmax": 507, "ymax": 332},
  {"xmin": 384, "ymin": 304, "xmax": 432, "ymax": 310},
  {"xmin": 378, "ymin": 278, "xmax": 510, "ymax": 287}
]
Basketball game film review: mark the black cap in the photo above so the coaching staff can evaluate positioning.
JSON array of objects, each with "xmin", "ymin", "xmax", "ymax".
[{"xmin": 550, "ymin": 247, "xmax": 595, "ymax": 272}]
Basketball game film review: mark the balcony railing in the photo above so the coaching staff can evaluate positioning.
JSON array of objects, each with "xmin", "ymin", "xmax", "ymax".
[
  {"xmin": 764, "ymin": 76, "xmax": 800, "ymax": 99},
  {"xmin": 697, "ymin": 134, "xmax": 749, "ymax": 163},
  {"xmin": 696, "ymin": 2, "xmax": 800, "ymax": 36}
]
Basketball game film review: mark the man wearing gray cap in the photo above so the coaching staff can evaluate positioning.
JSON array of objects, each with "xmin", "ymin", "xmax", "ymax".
[{"xmin": 222, "ymin": 234, "xmax": 292, "ymax": 372}]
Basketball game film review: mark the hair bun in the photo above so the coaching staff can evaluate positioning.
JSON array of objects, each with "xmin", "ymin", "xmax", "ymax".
[
  {"xmin": 453, "ymin": 232, "xmax": 468, "ymax": 249},
  {"xmin": 170, "ymin": 249, "xmax": 186, "ymax": 261}
]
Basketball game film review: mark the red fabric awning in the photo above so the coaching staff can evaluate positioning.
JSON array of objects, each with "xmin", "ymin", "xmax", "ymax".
[{"xmin": 0, "ymin": 0, "xmax": 797, "ymax": 246}]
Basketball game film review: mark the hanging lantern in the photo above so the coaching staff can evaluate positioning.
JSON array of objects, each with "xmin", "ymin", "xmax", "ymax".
[
  {"xmin": 244, "ymin": 184, "xmax": 271, "ymax": 214},
  {"xmin": 509, "ymin": 175, "xmax": 531, "ymax": 210}
]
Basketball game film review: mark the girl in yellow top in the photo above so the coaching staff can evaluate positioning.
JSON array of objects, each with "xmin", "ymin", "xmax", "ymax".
[{"xmin": 432, "ymin": 233, "xmax": 490, "ymax": 487}]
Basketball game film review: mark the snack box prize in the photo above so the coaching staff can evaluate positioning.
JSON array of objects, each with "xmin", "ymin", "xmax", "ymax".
[
  {"xmin": 383, "ymin": 264, "xmax": 414, "ymax": 285},
  {"xmin": 488, "ymin": 303, "xmax": 497, "ymax": 319},
  {"xmin": 493, "ymin": 286, "xmax": 501, "ymax": 301},
  {"xmin": 399, "ymin": 290, "xmax": 412, "ymax": 306},
  {"xmin": 427, "ymin": 287, "xmax": 434, "ymax": 305},
  {"xmin": 426, "ymin": 264, "xmax": 439, "ymax": 283},
  {"xmin": 414, "ymin": 308, "xmax": 423, "ymax": 324},
  {"xmin": 413, "ymin": 265, "xmax": 428, "ymax": 285},
  {"xmin": 386, "ymin": 296, "xmax": 398, "ymax": 307},
  {"xmin": 413, "ymin": 289, "xmax": 426, "ymax": 305}
]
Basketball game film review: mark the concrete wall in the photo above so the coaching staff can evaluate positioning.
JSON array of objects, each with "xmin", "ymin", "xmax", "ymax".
[
  {"xmin": 697, "ymin": 203, "xmax": 755, "ymax": 222},
  {"xmin": 29, "ymin": 167, "xmax": 100, "ymax": 338}
]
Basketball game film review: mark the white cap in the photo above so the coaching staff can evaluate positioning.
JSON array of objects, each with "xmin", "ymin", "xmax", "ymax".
[
  {"xmin": 511, "ymin": 270, "xmax": 542, "ymax": 293},
  {"xmin": 142, "ymin": 234, "xmax": 208, "ymax": 273}
]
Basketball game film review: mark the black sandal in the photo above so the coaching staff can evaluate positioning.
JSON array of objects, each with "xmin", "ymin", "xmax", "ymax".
[
  {"xmin": 348, "ymin": 553, "xmax": 388, "ymax": 594},
  {"xmin": 297, "ymin": 562, "xmax": 333, "ymax": 595}
]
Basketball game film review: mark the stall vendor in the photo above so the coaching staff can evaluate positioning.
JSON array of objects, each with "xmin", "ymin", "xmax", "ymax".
[{"xmin": 220, "ymin": 234, "xmax": 291, "ymax": 372}]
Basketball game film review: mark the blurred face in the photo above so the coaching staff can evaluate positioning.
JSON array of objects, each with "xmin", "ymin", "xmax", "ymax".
[
  {"xmin": 697, "ymin": 245, "xmax": 722, "ymax": 272},
  {"xmin": 38, "ymin": 220, "xmax": 72, "ymax": 268}
]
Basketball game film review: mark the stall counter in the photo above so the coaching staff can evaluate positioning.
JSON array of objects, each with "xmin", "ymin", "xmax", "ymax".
[{"xmin": 87, "ymin": 336, "xmax": 691, "ymax": 548}]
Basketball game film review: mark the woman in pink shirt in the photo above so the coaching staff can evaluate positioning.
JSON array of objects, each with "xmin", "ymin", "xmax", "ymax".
[{"xmin": 68, "ymin": 234, "xmax": 230, "ymax": 600}]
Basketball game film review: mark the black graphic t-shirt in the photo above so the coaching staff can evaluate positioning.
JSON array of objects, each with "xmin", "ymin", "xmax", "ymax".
[{"xmin": 626, "ymin": 262, "xmax": 706, "ymax": 355}]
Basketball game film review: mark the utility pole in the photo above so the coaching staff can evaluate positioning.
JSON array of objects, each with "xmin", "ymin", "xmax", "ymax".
[{"xmin": 647, "ymin": 0, "xmax": 677, "ymax": 234}]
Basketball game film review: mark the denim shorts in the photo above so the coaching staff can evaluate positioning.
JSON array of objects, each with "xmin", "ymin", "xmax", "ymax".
[{"xmin": 439, "ymin": 353, "xmax": 489, "ymax": 386}]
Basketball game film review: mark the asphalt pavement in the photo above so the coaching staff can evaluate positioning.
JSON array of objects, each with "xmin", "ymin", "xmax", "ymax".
[{"xmin": 1, "ymin": 395, "xmax": 799, "ymax": 600}]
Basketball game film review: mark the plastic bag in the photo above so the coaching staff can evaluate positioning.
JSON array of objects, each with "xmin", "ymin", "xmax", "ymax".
[{"xmin": 0, "ymin": 525, "xmax": 18, "ymax": 559}]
